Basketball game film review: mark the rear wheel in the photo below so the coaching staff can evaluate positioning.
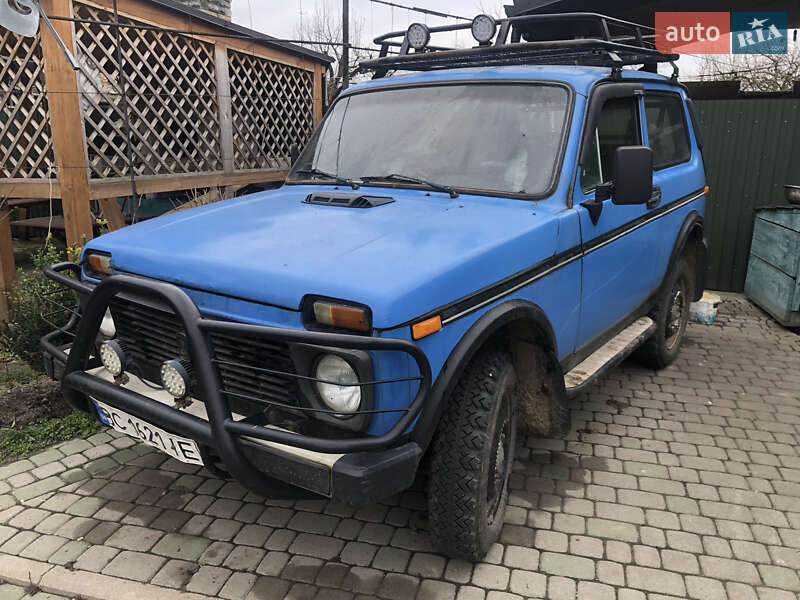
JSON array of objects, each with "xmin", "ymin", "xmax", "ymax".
[
  {"xmin": 634, "ymin": 258, "xmax": 693, "ymax": 369},
  {"xmin": 428, "ymin": 346, "xmax": 517, "ymax": 561}
]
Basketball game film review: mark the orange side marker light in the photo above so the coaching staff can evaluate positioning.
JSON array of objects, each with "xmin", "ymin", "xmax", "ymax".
[{"xmin": 412, "ymin": 316, "xmax": 442, "ymax": 340}]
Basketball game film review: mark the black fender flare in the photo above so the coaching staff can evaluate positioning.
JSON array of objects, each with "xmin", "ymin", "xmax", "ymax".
[
  {"xmin": 662, "ymin": 210, "xmax": 707, "ymax": 302},
  {"xmin": 410, "ymin": 299, "xmax": 560, "ymax": 452}
]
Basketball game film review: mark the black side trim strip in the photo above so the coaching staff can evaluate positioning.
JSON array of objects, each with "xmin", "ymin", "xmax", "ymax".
[{"xmin": 393, "ymin": 188, "xmax": 705, "ymax": 330}]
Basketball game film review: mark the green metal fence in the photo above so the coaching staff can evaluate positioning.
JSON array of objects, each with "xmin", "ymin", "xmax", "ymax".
[{"xmin": 695, "ymin": 98, "xmax": 800, "ymax": 292}]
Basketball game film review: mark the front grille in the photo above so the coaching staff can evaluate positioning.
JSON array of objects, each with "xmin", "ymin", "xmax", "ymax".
[{"xmin": 108, "ymin": 297, "xmax": 298, "ymax": 415}]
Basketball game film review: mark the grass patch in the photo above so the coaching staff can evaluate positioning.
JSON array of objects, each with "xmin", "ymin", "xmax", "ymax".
[
  {"xmin": 0, "ymin": 364, "xmax": 38, "ymax": 388},
  {"xmin": 0, "ymin": 411, "xmax": 102, "ymax": 464}
]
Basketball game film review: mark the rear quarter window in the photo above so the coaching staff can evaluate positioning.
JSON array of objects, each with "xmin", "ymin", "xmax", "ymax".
[{"xmin": 644, "ymin": 94, "xmax": 692, "ymax": 170}]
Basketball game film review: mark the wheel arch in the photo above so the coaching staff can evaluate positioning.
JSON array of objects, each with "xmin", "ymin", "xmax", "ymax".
[
  {"xmin": 411, "ymin": 299, "xmax": 562, "ymax": 451},
  {"xmin": 664, "ymin": 211, "xmax": 707, "ymax": 302}
]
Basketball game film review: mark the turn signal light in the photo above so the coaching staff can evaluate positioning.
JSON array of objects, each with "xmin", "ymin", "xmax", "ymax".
[
  {"xmin": 412, "ymin": 316, "xmax": 442, "ymax": 340},
  {"xmin": 313, "ymin": 301, "xmax": 370, "ymax": 332},
  {"xmin": 86, "ymin": 253, "xmax": 112, "ymax": 276}
]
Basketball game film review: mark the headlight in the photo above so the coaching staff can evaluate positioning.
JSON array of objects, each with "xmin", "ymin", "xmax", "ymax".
[
  {"xmin": 406, "ymin": 23, "xmax": 430, "ymax": 51},
  {"xmin": 314, "ymin": 354, "xmax": 361, "ymax": 416},
  {"xmin": 99, "ymin": 340, "xmax": 125, "ymax": 377},
  {"xmin": 471, "ymin": 14, "xmax": 497, "ymax": 44},
  {"xmin": 160, "ymin": 360, "xmax": 190, "ymax": 399},
  {"xmin": 85, "ymin": 252, "xmax": 112, "ymax": 277}
]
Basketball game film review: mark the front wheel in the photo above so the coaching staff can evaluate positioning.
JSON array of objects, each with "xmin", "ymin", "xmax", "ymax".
[
  {"xmin": 634, "ymin": 258, "xmax": 693, "ymax": 369},
  {"xmin": 428, "ymin": 346, "xmax": 517, "ymax": 561}
]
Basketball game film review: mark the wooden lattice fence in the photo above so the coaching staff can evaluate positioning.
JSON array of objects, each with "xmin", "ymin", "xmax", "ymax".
[
  {"xmin": 74, "ymin": 2, "xmax": 224, "ymax": 178},
  {"xmin": 229, "ymin": 48, "xmax": 315, "ymax": 170},
  {"xmin": 0, "ymin": 0, "xmax": 330, "ymax": 319},
  {"xmin": 0, "ymin": 28, "xmax": 56, "ymax": 179}
]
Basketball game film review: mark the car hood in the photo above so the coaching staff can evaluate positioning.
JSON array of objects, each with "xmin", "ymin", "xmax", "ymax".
[{"xmin": 86, "ymin": 185, "xmax": 561, "ymax": 328}]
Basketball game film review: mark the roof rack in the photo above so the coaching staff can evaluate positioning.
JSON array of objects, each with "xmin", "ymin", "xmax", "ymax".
[{"xmin": 360, "ymin": 12, "xmax": 679, "ymax": 80}]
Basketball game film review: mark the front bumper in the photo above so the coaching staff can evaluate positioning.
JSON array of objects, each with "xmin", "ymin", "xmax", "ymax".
[{"xmin": 41, "ymin": 263, "xmax": 431, "ymax": 504}]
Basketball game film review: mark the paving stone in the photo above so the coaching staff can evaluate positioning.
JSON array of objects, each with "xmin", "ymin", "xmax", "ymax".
[
  {"xmin": 186, "ymin": 565, "xmax": 232, "ymax": 595},
  {"xmin": 699, "ymin": 556, "xmax": 761, "ymax": 584},
  {"xmin": 257, "ymin": 551, "xmax": 292, "ymax": 576},
  {"xmin": 758, "ymin": 566, "xmax": 800, "ymax": 592},
  {"xmin": 377, "ymin": 573, "xmax": 418, "ymax": 600},
  {"xmin": 219, "ymin": 572, "xmax": 258, "ymax": 599},
  {"xmin": 341, "ymin": 541, "xmax": 379, "ymax": 566},
  {"xmin": 539, "ymin": 552, "xmax": 595, "ymax": 580},
  {"xmin": 102, "ymin": 550, "xmax": 166, "ymax": 581},
  {"xmin": 150, "ymin": 533, "xmax": 210, "ymax": 561},
  {"xmin": 282, "ymin": 555, "xmax": 324, "ymax": 583},
  {"xmin": 686, "ymin": 575, "xmax": 727, "ymax": 600},
  {"xmin": 12, "ymin": 477, "xmax": 64, "ymax": 502},
  {"xmin": 577, "ymin": 581, "xmax": 615, "ymax": 600},
  {"xmin": 222, "ymin": 545, "xmax": 266, "ymax": 571},
  {"xmin": 151, "ymin": 559, "xmax": 198, "ymax": 588},
  {"xmin": 456, "ymin": 586, "xmax": 486, "ymax": 600},
  {"xmin": 626, "ymin": 565, "xmax": 686, "ymax": 595},
  {"xmin": 73, "ymin": 545, "xmax": 120, "ymax": 572},
  {"xmin": 372, "ymin": 546, "xmax": 410, "ymax": 573},
  {"xmin": 47, "ymin": 539, "xmax": 89, "ymax": 565},
  {"xmin": 417, "ymin": 579, "xmax": 456, "ymax": 600},
  {"xmin": 105, "ymin": 524, "xmax": 162, "ymax": 552},
  {"xmin": 233, "ymin": 523, "xmax": 272, "ymax": 547},
  {"xmin": 547, "ymin": 575, "xmax": 576, "ymax": 600},
  {"xmin": 509, "ymin": 570, "xmax": 546, "ymax": 597},
  {"xmin": 587, "ymin": 518, "xmax": 639, "ymax": 542},
  {"xmin": 19, "ymin": 534, "xmax": 67, "ymax": 560}
]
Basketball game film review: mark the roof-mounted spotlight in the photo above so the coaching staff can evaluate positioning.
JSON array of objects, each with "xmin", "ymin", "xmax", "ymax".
[
  {"xmin": 406, "ymin": 22, "xmax": 430, "ymax": 51},
  {"xmin": 471, "ymin": 14, "xmax": 497, "ymax": 45}
]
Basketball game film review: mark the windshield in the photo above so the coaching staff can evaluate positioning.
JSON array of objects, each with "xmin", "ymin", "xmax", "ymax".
[{"xmin": 288, "ymin": 83, "xmax": 571, "ymax": 197}]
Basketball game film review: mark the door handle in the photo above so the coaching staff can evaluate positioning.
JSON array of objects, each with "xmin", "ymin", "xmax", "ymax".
[{"xmin": 647, "ymin": 186, "xmax": 662, "ymax": 210}]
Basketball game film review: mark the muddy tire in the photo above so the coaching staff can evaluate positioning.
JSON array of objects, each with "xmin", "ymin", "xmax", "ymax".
[
  {"xmin": 634, "ymin": 258, "xmax": 693, "ymax": 370},
  {"xmin": 428, "ymin": 346, "xmax": 517, "ymax": 561}
]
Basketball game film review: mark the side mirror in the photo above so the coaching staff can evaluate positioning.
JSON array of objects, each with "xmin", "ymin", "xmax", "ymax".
[
  {"xmin": 290, "ymin": 143, "xmax": 300, "ymax": 167},
  {"xmin": 611, "ymin": 146, "xmax": 653, "ymax": 205}
]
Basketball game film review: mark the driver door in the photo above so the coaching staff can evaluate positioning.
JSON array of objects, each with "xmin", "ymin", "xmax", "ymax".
[{"xmin": 574, "ymin": 93, "xmax": 660, "ymax": 350}]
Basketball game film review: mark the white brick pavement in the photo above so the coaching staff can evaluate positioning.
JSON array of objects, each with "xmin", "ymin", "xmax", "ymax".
[{"xmin": 0, "ymin": 298, "xmax": 798, "ymax": 600}]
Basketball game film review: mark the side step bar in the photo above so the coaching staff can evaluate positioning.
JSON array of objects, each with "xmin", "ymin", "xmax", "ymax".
[{"xmin": 564, "ymin": 317, "xmax": 656, "ymax": 397}]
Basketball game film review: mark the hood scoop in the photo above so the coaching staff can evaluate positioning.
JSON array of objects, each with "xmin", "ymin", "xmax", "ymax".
[{"xmin": 303, "ymin": 192, "xmax": 395, "ymax": 209}]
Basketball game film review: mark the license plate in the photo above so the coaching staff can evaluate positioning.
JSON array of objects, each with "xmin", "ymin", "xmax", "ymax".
[{"xmin": 93, "ymin": 400, "xmax": 203, "ymax": 465}]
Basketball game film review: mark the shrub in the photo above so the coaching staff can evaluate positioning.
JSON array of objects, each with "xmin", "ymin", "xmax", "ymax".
[{"xmin": 0, "ymin": 241, "xmax": 75, "ymax": 370}]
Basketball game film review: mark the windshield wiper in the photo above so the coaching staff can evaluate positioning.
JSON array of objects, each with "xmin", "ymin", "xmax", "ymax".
[
  {"xmin": 294, "ymin": 167, "xmax": 360, "ymax": 190},
  {"xmin": 360, "ymin": 173, "xmax": 459, "ymax": 198}
]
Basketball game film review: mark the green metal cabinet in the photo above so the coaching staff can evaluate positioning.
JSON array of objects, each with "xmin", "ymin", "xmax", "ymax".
[{"xmin": 744, "ymin": 207, "xmax": 800, "ymax": 327}]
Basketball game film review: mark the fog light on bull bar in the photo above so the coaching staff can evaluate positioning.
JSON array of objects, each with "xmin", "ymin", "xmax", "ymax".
[
  {"xmin": 99, "ymin": 340, "xmax": 126, "ymax": 377},
  {"xmin": 160, "ymin": 360, "xmax": 191, "ymax": 398}
]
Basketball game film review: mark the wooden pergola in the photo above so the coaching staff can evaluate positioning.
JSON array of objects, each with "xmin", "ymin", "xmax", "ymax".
[{"xmin": 0, "ymin": 0, "xmax": 332, "ymax": 315}]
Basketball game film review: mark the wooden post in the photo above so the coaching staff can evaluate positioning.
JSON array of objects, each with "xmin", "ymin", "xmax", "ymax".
[
  {"xmin": 0, "ymin": 209, "xmax": 15, "ymax": 321},
  {"xmin": 40, "ymin": 0, "xmax": 94, "ymax": 248},
  {"xmin": 215, "ymin": 45, "xmax": 235, "ymax": 199},
  {"xmin": 98, "ymin": 198, "xmax": 126, "ymax": 231},
  {"xmin": 313, "ymin": 64, "xmax": 325, "ymax": 125}
]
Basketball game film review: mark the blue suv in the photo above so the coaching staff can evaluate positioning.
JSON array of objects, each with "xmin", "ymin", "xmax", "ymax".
[{"xmin": 43, "ymin": 13, "xmax": 708, "ymax": 559}]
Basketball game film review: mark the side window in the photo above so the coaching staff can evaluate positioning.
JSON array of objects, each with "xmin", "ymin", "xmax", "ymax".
[
  {"xmin": 581, "ymin": 97, "xmax": 642, "ymax": 191},
  {"xmin": 645, "ymin": 94, "xmax": 691, "ymax": 170}
]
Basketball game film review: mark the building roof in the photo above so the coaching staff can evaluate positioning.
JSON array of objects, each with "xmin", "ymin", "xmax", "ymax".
[
  {"xmin": 505, "ymin": 0, "xmax": 800, "ymax": 28},
  {"xmin": 150, "ymin": 0, "xmax": 333, "ymax": 64}
]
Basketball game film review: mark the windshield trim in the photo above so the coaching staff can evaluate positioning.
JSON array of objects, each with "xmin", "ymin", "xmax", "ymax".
[{"xmin": 286, "ymin": 79, "xmax": 576, "ymax": 202}]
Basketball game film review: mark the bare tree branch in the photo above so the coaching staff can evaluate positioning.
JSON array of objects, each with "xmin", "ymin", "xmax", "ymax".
[
  {"xmin": 695, "ymin": 45, "xmax": 800, "ymax": 92},
  {"xmin": 295, "ymin": 4, "xmax": 368, "ymax": 102}
]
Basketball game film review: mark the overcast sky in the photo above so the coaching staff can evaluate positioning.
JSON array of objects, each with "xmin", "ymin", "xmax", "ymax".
[{"xmin": 229, "ymin": 1, "xmax": 798, "ymax": 79}]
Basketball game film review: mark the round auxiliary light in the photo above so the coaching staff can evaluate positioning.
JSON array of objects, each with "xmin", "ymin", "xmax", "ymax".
[
  {"xmin": 471, "ymin": 14, "xmax": 497, "ymax": 44},
  {"xmin": 99, "ymin": 340, "xmax": 125, "ymax": 377},
  {"xmin": 160, "ymin": 360, "xmax": 190, "ymax": 399},
  {"xmin": 314, "ymin": 354, "xmax": 361, "ymax": 416},
  {"xmin": 406, "ymin": 22, "xmax": 430, "ymax": 51}
]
